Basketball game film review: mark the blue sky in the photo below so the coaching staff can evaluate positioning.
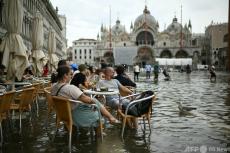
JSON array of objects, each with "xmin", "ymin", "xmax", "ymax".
[{"xmin": 50, "ymin": 0, "xmax": 228, "ymax": 47}]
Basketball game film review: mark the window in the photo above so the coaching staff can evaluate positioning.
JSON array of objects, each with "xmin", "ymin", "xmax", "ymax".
[
  {"xmin": 75, "ymin": 49, "xmax": 77, "ymax": 54},
  {"xmin": 163, "ymin": 42, "xmax": 166, "ymax": 46},
  {"xmin": 89, "ymin": 56, "xmax": 91, "ymax": 59},
  {"xmin": 75, "ymin": 56, "xmax": 76, "ymax": 59},
  {"xmin": 85, "ymin": 56, "xmax": 86, "ymax": 59},
  {"xmin": 192, "ymin": 39, "xmax": 197, "ymax": 46},
  {"xmin": 89, "ymin": 49, "xmax": 91, "ymax": 54},
  {"xmin": 84, "ymin": 49, "xmax": 86, "ymax": 54},
  {"xmin": 79, "ymin": 49, "xmax": 81, "ymax": 54},
  {"xmin": 94, "ymin": 42, "xmax": 96, "ymax": 45},
  {"xmin": 124, "ymin": 43, "xmax": 126, "ymax": 46},
  {"xmin": 80, "ymin": 56, "xmax": 81, "ymax": 59}
]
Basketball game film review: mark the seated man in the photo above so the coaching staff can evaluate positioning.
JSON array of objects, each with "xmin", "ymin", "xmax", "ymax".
[
  {"xmin": 114, "ymin": 65, "xmax": 136, "ymax": 88},
  {"xmin": 96, "ymin": 67, "xmax": 133, "ymax": 109},
  {"xmin": 51, "ymin": 66, "xmax": 120, "ymax": 128},
  {"xmin": 96, "ymin": 67, "xmax": 137, "ymax": 128}
]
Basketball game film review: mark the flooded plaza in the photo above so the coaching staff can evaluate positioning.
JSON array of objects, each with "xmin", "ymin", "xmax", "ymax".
[{"xmin": 1, "ymin": 71, "xmax": 230, "ymax": 153}]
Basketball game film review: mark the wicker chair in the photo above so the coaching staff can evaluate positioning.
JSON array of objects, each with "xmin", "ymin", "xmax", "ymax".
[
  {"xmin": 0, "ymin": 90, "xmax": 15, "ymax": 146},
  {"xmin": 44, "ymin": 87, "xmax": 53, "ymax": 128},
  {"xmin": 10, "ymin": 87, "xmax": 36, "ymax": 133},
  {"xmin": 117, "ymin": 91, "xmax": 155, "ymax": 138},
  {"xmin": 52, "ymin": 96, "xmax": 103, "ymax": 151}
]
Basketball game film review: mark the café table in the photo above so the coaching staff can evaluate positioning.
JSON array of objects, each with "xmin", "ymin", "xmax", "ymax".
[
  {"xmin": 83, "ymin": 89, "xmax": 120, "ymax": 105},
  {"xmin": 0, "ymin": 82, "xmax": 32, "ymax": 86},
  {"xmin": 0, "ymin": 82, "xmax": 32, "ymax": 90}
]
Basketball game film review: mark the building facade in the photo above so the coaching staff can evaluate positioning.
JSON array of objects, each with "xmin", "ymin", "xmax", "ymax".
[
  {"xmin": 72, "ymin": 39, "xmax": 97, "ymax": 65},
  {"xmin": 0, "ymin": 0, "xmax": 67, "ymax": 63},
  {"xmin": 95, "ymin": 6, "xmax": 203, "ymax": 69},
  {"xmin": 205, "ymin": 23, "xmax": 228, "ymax": 70}
]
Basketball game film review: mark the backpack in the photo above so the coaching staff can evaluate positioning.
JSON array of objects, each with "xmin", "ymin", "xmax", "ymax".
[{"xmin": 122, "ymin": 90, "xmax": 154, "ymax": 117}]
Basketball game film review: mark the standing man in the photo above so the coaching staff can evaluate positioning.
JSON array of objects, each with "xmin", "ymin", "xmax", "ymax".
[
  {"xmin": 145, "ymin": 64, "xmax": 152, "ymax": 79},
  {"xmin": 133, "ymin": 64, "xmax": 140, "ymax": 82},
  {"xmin": 153, "ymin": 63, "xmax": 160, "ymax": 81}
]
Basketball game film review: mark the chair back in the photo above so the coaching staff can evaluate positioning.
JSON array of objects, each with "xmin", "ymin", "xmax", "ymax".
[
  {"xmin": 32, "ymin": 82, "xmax": 43, "ymax": 95},
  {"xmin": 0, "ymin": 91, "xmax": 15, "ymax": 114},
  {"xmin": 19, "ymin": 87, "xmax": 36, "ymax": 109},
  {"xmin": 123, "ymin": 91, "xmax": 155, "ymax": 117},
  {"xmin": 52, "ymin": 96, "xmax": 73, "ymax": 132},
  {"xmin": 44, "ymin": 87, "xmax": 53, "ymax": 113}
]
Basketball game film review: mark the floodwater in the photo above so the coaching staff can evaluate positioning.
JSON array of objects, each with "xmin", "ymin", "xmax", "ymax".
[{"xmin": 1, "ymin": 71, "xmax": 230, "ymax": 153}]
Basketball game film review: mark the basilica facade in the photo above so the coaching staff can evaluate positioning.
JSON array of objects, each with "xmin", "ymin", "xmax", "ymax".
[{"xmin": 96, "ymin": 6, "xmax": 203, "ymax": 69}]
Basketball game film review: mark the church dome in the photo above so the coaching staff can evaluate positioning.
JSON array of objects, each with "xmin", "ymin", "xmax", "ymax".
[
  {"xmin": 134, "ymin": 6, "xmax": 158, "ymax": 30},
  {"xmin": 111, "ymin": 19, "xmax": 126, "ymax": 35},
  {"xmin": 166, "ymin": 16, "xmax": 182, "ymax": 34}
]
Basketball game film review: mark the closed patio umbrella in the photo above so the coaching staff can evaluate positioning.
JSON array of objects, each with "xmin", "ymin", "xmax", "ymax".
[
  {"xmin": 48, "ymin": 30, "xmax": 59, "ymax": 72},
  {"xmin": 31, "ymin": 12, "xmax": 46, "ymax": 77},
  {"xmin": 0, "ymin": 0, "xmax": 29, "ymax": 81}
]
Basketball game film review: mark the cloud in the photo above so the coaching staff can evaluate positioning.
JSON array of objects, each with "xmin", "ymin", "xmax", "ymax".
[{"xmin": 50, "ymin": 0, "xmax": 228, "ymax": 46}]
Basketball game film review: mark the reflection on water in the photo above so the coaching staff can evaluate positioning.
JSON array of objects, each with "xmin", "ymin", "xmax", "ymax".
[{"xmin": 2, "ymin": 71, "xmax": 230, "ymax": 153}]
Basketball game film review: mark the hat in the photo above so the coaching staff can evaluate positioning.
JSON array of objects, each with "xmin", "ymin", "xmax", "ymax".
[{"xmin": 78, "ymin": 64, "xmax": 87, "ymax": 72}]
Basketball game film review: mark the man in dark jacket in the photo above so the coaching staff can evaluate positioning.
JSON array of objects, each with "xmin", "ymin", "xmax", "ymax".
[{"xmin": 114, "ymin": 65, "xmax": 136, "ymax": 88}]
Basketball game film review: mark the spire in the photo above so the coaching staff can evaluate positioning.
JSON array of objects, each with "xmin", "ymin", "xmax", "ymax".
[
  {"xmin": 188, "ymin": 19, "xmax": 192, "ymax": 29},
  {"xmin": 116, "ymin": 18, "xmax": 120, "ymax": 25},
  {"xmin": 97, "ymin": 33, "xmax": 99, "ymax": 40},
  {"xmin": 101, "ymin": 24, "xmax": 103, "ymax": 32},
  {"xmin": 156, "ymin": 21, "xmax": 159, "ymax": 28},
  {"xmin": 130, "ymin": 22, "xmax": 133, "ymax": 29},
  {"xmin": 173, "ymin": 15, "xmax": 178, "ymax": 22},
  {"xmin": 116, "ymin": 12, "xmax": 120, "ymax": 24},
  {"xmin": 143, "ymin": 5, "xmax": 150, "ymax": 14}
]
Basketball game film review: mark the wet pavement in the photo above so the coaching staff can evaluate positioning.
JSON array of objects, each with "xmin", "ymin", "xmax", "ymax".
[{"xmin": 1, "ymin": 71, "xmax": 230, "ymax": 153}]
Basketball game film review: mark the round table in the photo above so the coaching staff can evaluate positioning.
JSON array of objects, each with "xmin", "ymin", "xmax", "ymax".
[
  {"xmin": 84, "ymin": 89, "xmax": 120, "ymax": 105},
  {"xmin": 84, "ymin": 89, "xmax": 119, "ymax": 96}
]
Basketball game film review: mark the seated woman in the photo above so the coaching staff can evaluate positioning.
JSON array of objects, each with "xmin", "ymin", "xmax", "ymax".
[
  {"xmin": 70, "ymin": 64, "xmax": 93, "ymax": 90},
  {"xmin": 42, "ymin": 63, "xmax": 49, "ymax": 77},
  {"xmin": 22, "ymin": 67, "xmax": 34, "ymax": 81},
  {"xmin": 51, "ymin": 65, "xmax": 120, "ymax": 128},
  {"xmin": 88, "ymin": 66, "xmax": 99, "ymax": 82}
]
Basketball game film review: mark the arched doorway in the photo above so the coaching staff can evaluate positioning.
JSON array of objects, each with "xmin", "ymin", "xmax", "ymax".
[
  {"xmin": 160, "ymin": 49, "xmax": 172, "ymax": 58},
  {"xmin": 103, "ymin": 51, "xmax": 114, "ymax": 66},
  {"xmin": 133, "ymin": 46, "xmax": 154, "ymax": 67},
  {"xmin": 175, "ymin": 50, "xmax": 188, "ymax": 58},
  {"xmin": 136, "ymin": 31, "xmax": 154, "ymax": 46}
]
